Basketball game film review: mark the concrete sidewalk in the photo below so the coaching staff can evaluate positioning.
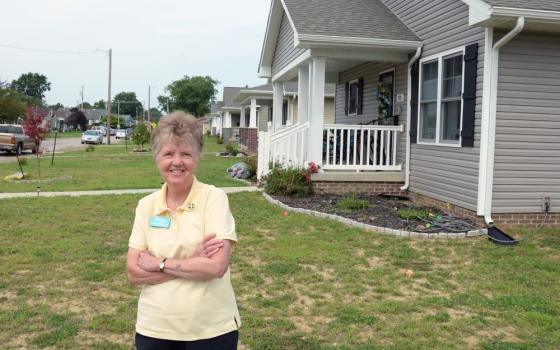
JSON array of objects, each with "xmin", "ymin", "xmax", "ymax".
[{"xmin": 0, "ymin": 186, "xmax": 260, "ymax": 199}]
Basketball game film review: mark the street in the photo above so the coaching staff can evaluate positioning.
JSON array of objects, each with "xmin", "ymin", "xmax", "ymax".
[{"xmin": 0, "ymin": 136, "xmax": 120, "ymax": 164}]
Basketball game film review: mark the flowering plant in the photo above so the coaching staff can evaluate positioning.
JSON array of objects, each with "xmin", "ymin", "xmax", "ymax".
[{"xmin": 304, "ymin": 161, "xmax": 321, "ymax": 174}]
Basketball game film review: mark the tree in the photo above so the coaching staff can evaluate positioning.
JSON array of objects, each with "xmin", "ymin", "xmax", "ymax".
[
  {"xmin": 158, "ymin": 76, "xmax": 218, "ymax": 117},
  {"xmin": 149, "ymin": 108, "xmax": 162, "ymax": 121},
  {"xmin": 82, "ymin": 102, "xmax": 92, "ymax": 109},
  {"xmin": 22, "ymin": 107, "xmax": 49, "ymax": 179},
  {"xmin": 112, "ymin": 92, "xmax": 143, "ymax": 117},
  {"xmin": 11, "ymin": 73, "xmax": 51, "ymax": 100},
  {"xmin": 131, "ymin": 122, "xmax": 150, "ymax": 151},
  {"xmin": 93, "ymin": 100, "xmax": 106, "ymax": 109},
  {"xmin": 0, "ymin": 86, "xmax": 26, "ymax": 123},
  {"xmin": 65, "ymin": 108, "xmax": 88, "ymax": 131},
  {"xmin": 49, "ymin": 102, "xmax": 64, "ymax": 111},
  {"xmin": 100, "ymin": 115, "xmax": 118, "ymax": 128}
]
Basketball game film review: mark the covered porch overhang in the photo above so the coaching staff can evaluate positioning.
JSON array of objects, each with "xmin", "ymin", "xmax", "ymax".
[{"xmin": 258, "ymin": 39, "xmax": 422, "ymax": 178}]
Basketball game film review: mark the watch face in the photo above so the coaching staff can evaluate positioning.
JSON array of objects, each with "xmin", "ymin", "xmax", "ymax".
[{"xmin": 159, "ymin": 262, "xmax": 165, "ymax": 270}]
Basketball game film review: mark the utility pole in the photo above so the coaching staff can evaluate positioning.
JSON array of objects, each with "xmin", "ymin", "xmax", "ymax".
[
  {"xmin": 116, "ymin": 100, "xmax": 120, "ymax": 129},
  {"xmin": 106, "ymin": 48, "xmax": 112, "ymax": 145},
  {"xmin": 80, "ymin": 85, "xmax": 84, "ymax": 110}
]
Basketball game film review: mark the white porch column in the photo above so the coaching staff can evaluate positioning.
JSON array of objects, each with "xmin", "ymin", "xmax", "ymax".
[
  {"xmin": 224, "ymin": 111, "xmax": 232, "ymax": 128},
  {"xmin": 272, "ymin": 81, "xmax": 284, "ymax": 132},
  {"xmin": 297, "ymin": 66, "xmax": 309, "ymax": 124},
  {"xmin": 308, "ymin": 57, "xmax": 326, "ymax": 165},
  {"xmin": 249, "ymin": 98, "xmax": 257, "ymax": 128},
  {"xmin": 239, "ymin": 106, "xmax": 246, "ymax": 127}
]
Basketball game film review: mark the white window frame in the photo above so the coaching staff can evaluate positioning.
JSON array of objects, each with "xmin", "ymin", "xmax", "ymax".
[
  {"xmin": 417, "ymin": 46, "xmax": 465, "ymax": 147},
  {"xmin": 347, "ymin": 78, "xmax": 360, "ymax": 116}
]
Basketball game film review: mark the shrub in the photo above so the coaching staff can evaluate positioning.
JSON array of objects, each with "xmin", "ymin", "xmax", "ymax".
[
  {"xmin": 398, "ymin": 207, "xmax": 430, "ymax": 220},
  {"xmin": 225, "ymin": 143, "xmax": 239, "ymax": 156},
  {"xmin": 261, "ymin": 165, "xmax": 313, "ymax": 197},
  {"xmin": 244, "ymin": 156, "xmax": 258, "ymax": 179},
  {"xmin": 336, "ymin": 193, "xmax": 370, "ymax": 212},
  {"xmin": 85, "ymin": 145, "xmax": 95, "ymax": 152},
  {"xmin": 131, "ymin": 123, "xmax": 150, "ymax": 150},
  {"xmin": 216, "ymin": 136, "xmax": 224, "ymax": 144}
]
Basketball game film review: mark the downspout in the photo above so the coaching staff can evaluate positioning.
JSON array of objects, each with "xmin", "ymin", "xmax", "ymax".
[
  {"xmin": 483, "ymin": 16, "xmax": 525, "ymax": 225},
  {"xmin": 401, "ymin": 47, "xmax": 422, "ymax": 191}
]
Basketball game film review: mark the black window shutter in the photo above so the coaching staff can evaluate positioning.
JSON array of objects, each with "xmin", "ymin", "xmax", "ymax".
[
  {"xmin": 357, "ymin": 78, "xmax": 364, "ymax": 115},
  {"xmin": 410, "ymin": 62, "xmax": 419, "ymax": 143},
  {"xmin": 462, "ymin": 43, "xmax": 478, "ymax": 147},
  {"xmin": 344, "ymin": 82, "xmax": 349, "ymax": 115}
]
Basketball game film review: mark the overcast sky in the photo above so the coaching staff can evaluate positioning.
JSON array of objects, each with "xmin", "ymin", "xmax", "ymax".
[{"xmin": 0, "ymin": 0, "xmax": 270, "ymax": 108}]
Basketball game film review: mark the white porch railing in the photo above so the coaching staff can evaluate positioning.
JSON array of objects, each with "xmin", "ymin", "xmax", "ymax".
[
  {"xmin": 257, "ymin": 122, "xmax": 309, "ymax": 178},
  {"xmin": 258, "ymin": 122, "xmax": 403, "ymax": 178},
  {"xmin": 323, "ymin": 124, "xmax": 403, "ymax": 171}
]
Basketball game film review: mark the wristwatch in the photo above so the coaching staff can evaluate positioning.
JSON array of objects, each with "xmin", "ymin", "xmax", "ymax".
[{"xmin": 158, "ymin": 257, "xmax": 168, "ymax": 272}]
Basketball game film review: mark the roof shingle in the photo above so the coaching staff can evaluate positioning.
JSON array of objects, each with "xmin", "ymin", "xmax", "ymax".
[{"xmin": 283, "ymin": 0, "xmax": 420, "ymax": 41}]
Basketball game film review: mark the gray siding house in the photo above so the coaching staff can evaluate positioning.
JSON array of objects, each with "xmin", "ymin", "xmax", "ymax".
[{"xmin": 257, "ymin": 0, "xmax": 560, "ymax": 227}]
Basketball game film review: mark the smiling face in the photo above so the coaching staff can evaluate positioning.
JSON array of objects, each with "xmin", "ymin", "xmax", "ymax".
[{"xmin": 155, "ymin": 138, "xmax": 199, "ymax": 190}]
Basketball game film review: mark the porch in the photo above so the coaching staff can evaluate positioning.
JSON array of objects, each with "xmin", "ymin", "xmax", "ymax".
[{"xmin": 258, "ymin": 122, "xmax": 404, "ymax": 178}]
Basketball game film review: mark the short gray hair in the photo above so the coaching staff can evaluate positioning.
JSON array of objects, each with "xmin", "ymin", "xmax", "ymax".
[{"xmin": 151, "ymin": 111, "xmax": 203, "ymax": 157}]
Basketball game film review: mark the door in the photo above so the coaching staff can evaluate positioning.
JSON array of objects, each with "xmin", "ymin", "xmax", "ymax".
[{"xmin": 378, "ymin": 70, "xmax": 395, "ymax": 119}]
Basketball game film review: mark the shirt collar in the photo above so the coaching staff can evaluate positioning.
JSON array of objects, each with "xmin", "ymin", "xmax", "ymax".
[{"xmin": 154, "ymin": 177, "xmax": 200, "ymax": 215}]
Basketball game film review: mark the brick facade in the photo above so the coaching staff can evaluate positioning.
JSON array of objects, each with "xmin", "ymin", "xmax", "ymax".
[
  {"xmin": 313, "ymin": 181, "xmax": 407, "ymax": 197},
  {"xmin": 313, "ymin": 180, "xmax": 559, "ymax": 228},
  {"xmin": 239, "ymin": 127, "xmax": 258, "ymax": 155}
]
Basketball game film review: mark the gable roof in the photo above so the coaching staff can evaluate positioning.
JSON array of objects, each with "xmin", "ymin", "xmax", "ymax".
[
  {"xmin": 222, "ymin": 87, "xmax": 243, "ymax": 109},
  {"xmin": 258, "ymin": 0, "xmax": 422, "ymax": 78},
  {"xmin": 283, "ymin": 0, "xmax": 420, "ymax": 41}
]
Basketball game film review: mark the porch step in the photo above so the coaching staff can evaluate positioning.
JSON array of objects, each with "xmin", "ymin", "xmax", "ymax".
[{"xmin": 311, "ymin": 171, "xmax": 404, "ymax": 182}]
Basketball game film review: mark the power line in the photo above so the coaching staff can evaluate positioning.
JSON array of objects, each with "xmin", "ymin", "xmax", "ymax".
[{"xmin": 0, "ymin": 43, "xmax": 99, "ymax": 55}]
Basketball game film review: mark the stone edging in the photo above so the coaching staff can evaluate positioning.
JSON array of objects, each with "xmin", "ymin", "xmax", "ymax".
[{"xmin": 261, "ymin": 192, "xmax": 487, "ymax": 239}]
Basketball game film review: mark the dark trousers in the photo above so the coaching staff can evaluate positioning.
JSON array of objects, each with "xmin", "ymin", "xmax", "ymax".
[{"xmin": 135, "ymin": 331, "xmax": 238, "ymax": 350}]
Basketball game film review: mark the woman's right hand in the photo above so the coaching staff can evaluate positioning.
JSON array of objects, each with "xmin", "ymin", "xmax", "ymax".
[{"xmin": 192, "ymin": 233, "xmax": 224, "ymax": 258}]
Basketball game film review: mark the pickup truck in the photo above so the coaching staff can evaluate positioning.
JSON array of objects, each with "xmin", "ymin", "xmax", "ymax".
[{"xmin": 0, "ymin": 124, "xmax": 36, "ymax": 155}]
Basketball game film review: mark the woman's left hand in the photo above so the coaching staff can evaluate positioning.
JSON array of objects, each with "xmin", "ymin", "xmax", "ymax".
[{"xmin": 137, "ymin": 251, "xmax": 161, "ymax": 272}]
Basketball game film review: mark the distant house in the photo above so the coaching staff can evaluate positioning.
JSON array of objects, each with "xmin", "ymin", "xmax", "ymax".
[{"xmin": 256, "ymin": 0, "xmax": 560, "ymax": 227}]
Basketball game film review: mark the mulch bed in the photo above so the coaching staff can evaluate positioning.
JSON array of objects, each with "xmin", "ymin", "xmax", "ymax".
[{"xmin": 271, "ymin": 193, "xmax": 478, "ymax": 233}]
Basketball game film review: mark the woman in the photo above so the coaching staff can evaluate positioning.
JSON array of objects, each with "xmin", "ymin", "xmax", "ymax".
[{"xmin": 126, "ymin": 111, "xmax": 240, "ymax": 350}]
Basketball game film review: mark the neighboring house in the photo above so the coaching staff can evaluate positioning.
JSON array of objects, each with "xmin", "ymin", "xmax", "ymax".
[
  {"xmin": 256, "ymin": 0, "xmax": 560, "ymax": 227},
  {"xmin": 218, "ymin": 87, "xmax": 244, "ymax": 144},
  {"xmin": 233, "ymin": 82, "xmax": 336, "ymax": 153},
  {"xmin": 198, "ymin": 116, "xmax": 210, "ymax": 135},
  {"xmin": 209, "ymin": 102, "xmax": 224, "ymax": 136},
  {"xmin": 84, "ymin": 109, "xmax": 108, "ymax": 125}
]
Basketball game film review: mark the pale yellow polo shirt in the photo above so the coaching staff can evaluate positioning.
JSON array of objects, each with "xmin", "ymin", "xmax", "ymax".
[{"xmin": 128, "ymin": 178, "xmax": 240, "ymax": 341}]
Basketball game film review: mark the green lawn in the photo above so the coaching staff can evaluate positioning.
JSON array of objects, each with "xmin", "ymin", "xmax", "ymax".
[
  {"xmin": 46, "ymin": 131, "xmax": 83, "ymax": 139},
  {"xmin": 0, "ymin": 192, "xmax": 558, "ymax": 349},
  {"xmin": 0, "ymin": 136, "xmax": 242, "ymax": 192}
]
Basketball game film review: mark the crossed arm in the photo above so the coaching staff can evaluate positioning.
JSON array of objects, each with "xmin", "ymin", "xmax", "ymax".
[{"xmin": 126, "ymin": 234, "xmax": 232, "ymax": 285}]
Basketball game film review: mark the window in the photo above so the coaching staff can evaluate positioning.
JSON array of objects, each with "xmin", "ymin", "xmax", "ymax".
[
  {"xmin": 419, "ymin": 50, "xmax": 464, "ymax": 145},
  {"xmin": 282, "ymin": 100, "xmax": 288, "ymax": 125},
  {"xmin": 348, "ymin": 80, "xmax": 359, "ymax": 115}
]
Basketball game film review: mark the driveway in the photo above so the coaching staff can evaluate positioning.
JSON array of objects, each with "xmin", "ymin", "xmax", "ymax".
[{"xmin": 0, "ymin": 137, "xmax": 119, "ymax": 164}]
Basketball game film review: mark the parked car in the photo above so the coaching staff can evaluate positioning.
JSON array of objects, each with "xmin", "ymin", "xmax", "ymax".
[
  {"xmin": 81, "ymin": 130, "xmax": 103, "ymax": 145},
  {"xmin": 91, "ymin": 126, "xmax": 107, "ymax": 136},
  {"xmin": 0, "ymin": 124, "xmax": 36, "ymax": 155},
  {"xmin": 110, "ymin": 128, "xmax": 117, "ymax": 136},
  {"xmin": 115, "ymin": 129, "xmax": 129, "ymax": 140}
]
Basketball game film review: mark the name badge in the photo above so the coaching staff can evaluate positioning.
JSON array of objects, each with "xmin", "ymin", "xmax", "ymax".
[{"xmin": 149, "ymin": 216, "xmax": 171, "ymax": 229}]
